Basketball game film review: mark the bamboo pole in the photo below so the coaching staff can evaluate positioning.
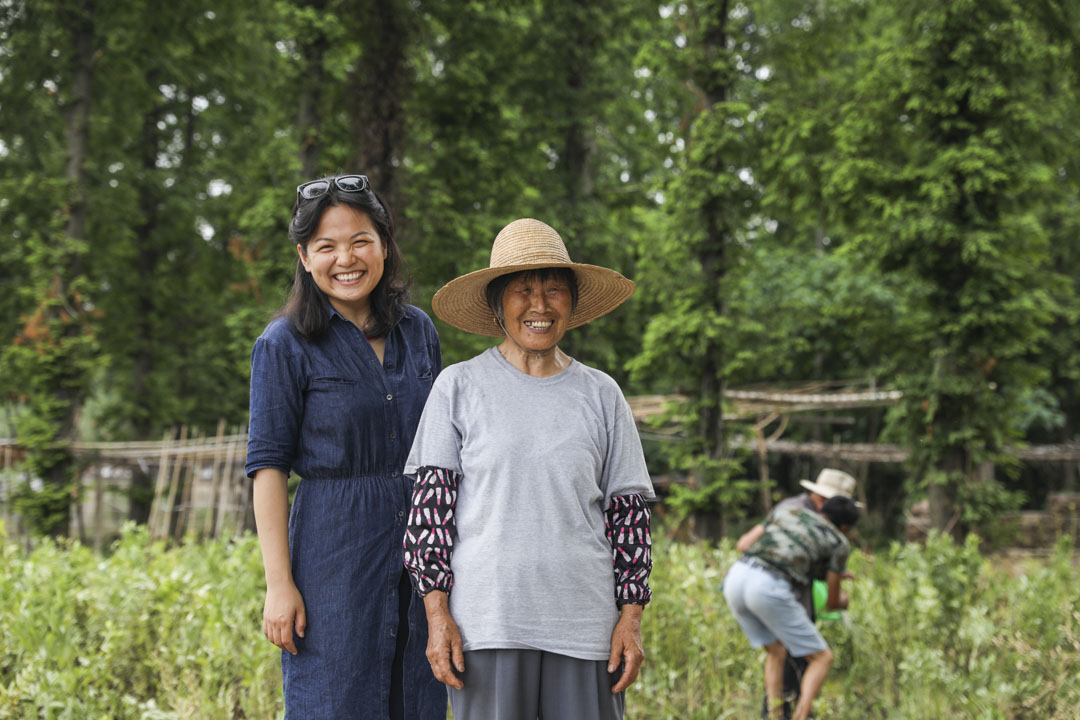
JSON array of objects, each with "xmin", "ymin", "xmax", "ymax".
[
  {"xmin": 234, "ymin": 425, "xmax": 252, "ymax": 538},
  {"xmin": 72, "ymin": 472, "xmax": 86, "ymax": 545},
  {"xmin": 160, "ymin": 425, "xmax": 188, "ymax": 542},
  {"xmin": 237, "ymin": 471, "xmax": 254, "ymax": 538},
  {"xmin": 203, "ymin": 419, "xmax": 227, "ymax": 538},
  {"xmin": 175, "ymin": 429, "xmax": 202, "ymax": 542},
  {"xmin": 148, "ymin": 429, "xmax": 174, "ymax": 540},
  {"xmin": 214, "ymin": 425, "xmax": 239, "ymax": 539},
  {"xmin": 93, "ymin": 467, "xmax": 105, "ymax": 553},
  {"xmin": 2, "ymin": 444, "xmax": 12, "ymax": 533}
]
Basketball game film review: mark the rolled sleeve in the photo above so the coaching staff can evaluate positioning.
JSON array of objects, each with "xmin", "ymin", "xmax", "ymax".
[{"xmin": 245, "ymin": 335, "xmax": 303, "ymax": 477}]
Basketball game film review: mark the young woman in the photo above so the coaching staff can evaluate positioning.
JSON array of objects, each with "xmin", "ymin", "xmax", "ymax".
[{"xmin": 246, "ymin": 175, "xmax": 445, "ymax": 719}]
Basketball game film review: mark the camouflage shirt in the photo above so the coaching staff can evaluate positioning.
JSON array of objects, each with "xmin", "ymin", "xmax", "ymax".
[{"xmin": 744, "ymin": 503, "xmax": 850, "ymax": 588}]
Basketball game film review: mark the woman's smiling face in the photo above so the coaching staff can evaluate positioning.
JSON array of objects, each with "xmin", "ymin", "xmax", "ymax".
[
  {"xmin": 499, "ymin": 271, "xmax": 573, "ymax": 352},
  {"xmin": 298, "ymin": 204, "xmax": 386, "ymax": 320}
]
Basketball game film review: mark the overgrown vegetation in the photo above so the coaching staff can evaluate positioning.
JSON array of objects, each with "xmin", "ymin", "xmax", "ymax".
[
  {"xmin": 3, "ymin": 526, "xmax": 1077, "ymax": 719},
  {"xmin": 2, "ymin": 0, "xmax": 1078, "ymax": 540}
]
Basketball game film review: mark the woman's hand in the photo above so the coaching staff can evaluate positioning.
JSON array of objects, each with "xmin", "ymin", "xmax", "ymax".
[
  {"xmin": 608, "ymin": 604, "xmax": 645, "ymax": 693},
  {"xmin": 263, "ymin": 581, "xmax": 306, "ymax": 655},
  {"xmin": 423, "ymin": 591, "xmax": 465, "ymax": 689}
]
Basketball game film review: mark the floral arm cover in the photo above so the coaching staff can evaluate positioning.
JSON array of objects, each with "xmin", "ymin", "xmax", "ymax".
[
  {"xmin": 606, "ymin": 493, "xmax": 653, "ymax": 606},
  {"xmin": 403, "ymin": 465, "xmax": 461, "ymax": 596}
]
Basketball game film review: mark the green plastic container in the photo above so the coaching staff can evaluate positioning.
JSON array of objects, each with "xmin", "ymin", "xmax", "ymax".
[{"xmin": 812, "ymin": 579, "xmax": 843, "ymax": 621}]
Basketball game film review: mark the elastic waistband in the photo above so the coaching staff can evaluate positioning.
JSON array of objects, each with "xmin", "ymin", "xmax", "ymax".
[{"xmin": 298, "ymin": 473, "xmax": 407, "ymax": 482}]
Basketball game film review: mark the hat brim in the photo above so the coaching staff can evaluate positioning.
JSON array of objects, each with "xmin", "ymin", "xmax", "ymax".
[
  {"xmin": 800, "ymin": 480, "xmax": 864, "ymax": 507},
  {"xmin": 432, "ymin": 261, "xmax": 636, "ymax": 337}
]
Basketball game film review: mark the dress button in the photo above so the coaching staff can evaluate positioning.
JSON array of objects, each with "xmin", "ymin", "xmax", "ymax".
[
  {"xmin": 397, "ymin": 510, "xmax": 404, "ymax": 518},
  {"xmin": 385, "ymin": 363, "xmax": 394, "ymax": 369},
  {"xmin": 389, "ymin": 432, "xmax": 396, "ymax": 439},
  {"xmin": 391, "ymin": 471, "xmax": 399, "ymax": 478},
  {"xmin": 386, "ymin": 394, "xmax": 393, "ymax": 401}
]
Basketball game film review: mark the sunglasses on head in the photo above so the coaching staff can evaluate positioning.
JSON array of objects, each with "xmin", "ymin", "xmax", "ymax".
[{"xmin": 296, "ymin": 174, "xmax": 371, "ymax": 202}]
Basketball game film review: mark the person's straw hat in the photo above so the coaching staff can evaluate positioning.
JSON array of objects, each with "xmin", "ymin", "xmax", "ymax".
[
  {"xmin": 431, "ymin": 218, "xmax": 636, "ymax": 337},
  {"xmin": 801, "ymin": 468, "xmax": 861, "ymax": 505}
]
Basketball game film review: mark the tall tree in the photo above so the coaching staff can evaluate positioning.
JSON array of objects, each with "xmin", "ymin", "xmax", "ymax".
[
  {"xmin": 346, "ymin": 0, "xmax": 413, "ymax": 212},
  {"xmin": 0, "ymin": 0, "xmax": 101, "ymax": 535},
  {"xmin": 827, "ymin": 0, "xmax": 1071, "ymax": 535},
  {"xmin": 630, "ymin": 0, "xmax": 762, "ymax": 535}
]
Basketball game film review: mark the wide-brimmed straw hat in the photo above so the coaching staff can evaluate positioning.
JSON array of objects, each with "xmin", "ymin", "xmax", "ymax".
[
  {"xmin": 431, "ymin": 218, "xmax": 636, "ymax": 337},
  {"xmin": 801, "ymin": 468, "xmax": 863, "ymax": 507}
]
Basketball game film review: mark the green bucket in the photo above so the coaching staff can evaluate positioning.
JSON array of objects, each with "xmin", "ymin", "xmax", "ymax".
[{"xmin": 813, "ymin": 579, "xmax": 842, "ymax": 621}]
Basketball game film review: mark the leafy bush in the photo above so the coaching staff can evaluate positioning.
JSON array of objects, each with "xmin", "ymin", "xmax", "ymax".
[
  {"xmin": 636, "ymin": 531, "xmax": 1080, "ymax": 719},
  {"xmin": 2, "ymin": 524, "xmax": 1078, "ymax": 719},
  {"xmin": 0, "ymin": 523, "xmax": 279, "ymax": 720}
]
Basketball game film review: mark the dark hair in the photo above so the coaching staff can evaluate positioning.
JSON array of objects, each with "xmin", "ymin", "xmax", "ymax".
[
  {"xmin": 278, "ymin": 178, "xmax": 409, "ymax": 339},
  {"xmin": 483, "ymin": 268, "xmax": 579, "ymax": 323},
  {"xmin": 821, "ymin": 495, "xmax": 860, "ymax": 530}
]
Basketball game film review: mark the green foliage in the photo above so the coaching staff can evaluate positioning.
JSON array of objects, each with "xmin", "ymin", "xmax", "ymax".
[
  {"xmin": 639, "ymin": 531, "xmax": 1080, "ymax": 719},
  {"xmin": 0, "ymin": 524, "xmax": 279, "ymax": 719},
  {"xmin": 628, "ymin": 1, "xmax": 763, "ymax": 517},
  {"xmin": 2, "ymin": 527, "xmax": 1079, "ymax": 718},
  {"xmin": 2, "ymin": 0, "xmax": 1080, "ymax": 540}
]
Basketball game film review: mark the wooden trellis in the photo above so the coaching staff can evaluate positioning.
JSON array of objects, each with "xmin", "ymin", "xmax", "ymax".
[{"xmin": 1, "ymin": 422, "xmax": 254, "ymax": 546}]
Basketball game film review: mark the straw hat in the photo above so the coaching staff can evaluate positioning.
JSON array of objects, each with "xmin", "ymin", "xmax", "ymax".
[
  {"xmin": 431, "ymin": 218, "xmax": 636, "ymax": 337},
  {"xmin": 801, "ymin": 468, "xmax": 862, "ymax": 506}
]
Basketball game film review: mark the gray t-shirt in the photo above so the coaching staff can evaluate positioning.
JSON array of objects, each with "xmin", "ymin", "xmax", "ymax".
[{"xmin": 404, "ymin": 347, "xmax": 654, "ymax": 661}]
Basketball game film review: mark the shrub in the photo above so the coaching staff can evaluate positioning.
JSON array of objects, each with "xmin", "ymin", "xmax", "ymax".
[{"xmin": 2, "ymin": 524, "xmax": 1078, "ymax": 719}]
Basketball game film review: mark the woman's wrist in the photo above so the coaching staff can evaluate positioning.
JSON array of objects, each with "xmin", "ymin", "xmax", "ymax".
[
  {"xmin": 265, "ymin": 572, "xmax": 295, "ymax": 590},
  {"xmin": 423, "ymin": 589, "xmax": 450, "ymax": 615}
]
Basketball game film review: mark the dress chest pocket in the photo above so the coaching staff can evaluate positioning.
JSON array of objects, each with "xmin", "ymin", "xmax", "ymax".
[{"xmin": 306, "ymin": 377, "xmax": 362, "ymax": 417}]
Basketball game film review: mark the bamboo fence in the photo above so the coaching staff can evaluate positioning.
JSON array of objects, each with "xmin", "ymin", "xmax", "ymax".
[{"xmin": 0, "ymin": 422, "xmax": 254, "ymax": 547}]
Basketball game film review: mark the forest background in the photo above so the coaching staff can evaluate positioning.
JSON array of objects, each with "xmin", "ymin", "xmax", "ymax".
[
  {"xmin": 3, "ymin": 0, "xmax": 1079, "ymax": 541},
  {"xmin": 3, "ymin": 1, "xmax": 1080, "ymax": 718}
]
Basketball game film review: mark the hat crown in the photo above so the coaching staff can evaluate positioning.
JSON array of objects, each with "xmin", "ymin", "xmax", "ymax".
[
  {"xmin": 490, "ymin": 218, "xmax": 572, "ymax": 268},
  {"xmin": 814, "ymin": 468, "xmax": 856, "ymax": 497}
]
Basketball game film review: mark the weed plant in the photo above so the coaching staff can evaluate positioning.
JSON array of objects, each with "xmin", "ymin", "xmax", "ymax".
[{"xmin": 2, "ymin": 524, "xmax": 1078, "ymax": 718}]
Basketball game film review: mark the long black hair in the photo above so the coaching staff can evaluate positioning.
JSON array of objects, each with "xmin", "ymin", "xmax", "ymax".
[{"xmin": 278, "ymin": 178, "xmax": 410, "ymax": 340}]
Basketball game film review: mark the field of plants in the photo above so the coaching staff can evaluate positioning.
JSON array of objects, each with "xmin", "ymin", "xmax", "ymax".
[{"xmin": 2, "ymin": 523, "xmax": 1078, "ymax": 719}]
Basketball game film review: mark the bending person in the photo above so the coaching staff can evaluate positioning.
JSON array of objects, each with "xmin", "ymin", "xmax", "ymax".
[
  {"xmin": 735, "ymin": 468, "xmax": 859, "ymax": 719},
  {"xmin": 403, "ymin": 218, "xmax": 655, "ymax": 720},
  {"xmin": 724, "ymin": 495, "xmax": 860, "ymax": 720},
  {"xmin": 246, "ymin": 174, "xmax": 445, "ymax": 719}
]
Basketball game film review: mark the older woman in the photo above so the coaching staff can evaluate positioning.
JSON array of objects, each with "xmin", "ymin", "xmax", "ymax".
[
  {"xmin": 402, "ymin": 218, "xmax": 655, "ymax": 720},
  {"xmin": 246, "ymin": 175, "xmax": 445, "ymax": 719}
]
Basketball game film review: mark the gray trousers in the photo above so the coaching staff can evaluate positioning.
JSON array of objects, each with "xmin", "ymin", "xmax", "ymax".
[{"xmin": 447, "ymin": 649, "xmax": 625, "ymax": 720}]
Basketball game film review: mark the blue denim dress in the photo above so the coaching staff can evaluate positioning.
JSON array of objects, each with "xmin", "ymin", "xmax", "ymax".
[{"xmin": 246, "ymin": 303, "xmax": 446, "ymax": 719}]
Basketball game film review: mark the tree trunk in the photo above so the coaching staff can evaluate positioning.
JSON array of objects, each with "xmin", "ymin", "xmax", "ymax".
[
  {"xmin": 128, "ymin": 77, "xmax": 164, "ymax": 523},
  {"xmin": 556, "ymin": 0, "xmax": 598, "ymax": 361},
  {"xmin": 347, "ymin": 0, "xmax": 410, "ymax": 212},
  {"xmin": 297, "ymin": 2, "xmax": 328, "ymax": 180},
  {"xmin": 42, "ymin": 0, "xmax": 96, "ymax": 537}
]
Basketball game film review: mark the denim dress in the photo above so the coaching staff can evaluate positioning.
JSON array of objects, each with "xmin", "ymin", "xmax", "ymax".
[{"xmin": 246, "ymin": 303, "xmax": 446, "ymax": 720}]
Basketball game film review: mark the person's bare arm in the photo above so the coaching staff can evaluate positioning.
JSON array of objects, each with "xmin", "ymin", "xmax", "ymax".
[
  {"xmin": 423, "ymin": 590, "xmax": 465, "ymax": 689},
  {"xmin": 736, "ymin": 524, "xmax": 765, "ymax": 553},
  {"xmin": 253, "ymin": 468, "xmax": 305, "ymax": 655},
  {"xmin": 825, "ymin": 570, "xmax": 848, "ymax": 610},
  {"xmin": 608, "ymin": 603, "xmax": 645, "ymax": 693}
]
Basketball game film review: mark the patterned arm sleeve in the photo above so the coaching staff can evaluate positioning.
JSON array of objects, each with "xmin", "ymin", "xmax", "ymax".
[
  {"xmin": 605, "ymin": 493, "xmax": 653, "ymax": 606},
  {"xmin": 403, "ymin": 465, "xmax": 461, "ymax": 597}
]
